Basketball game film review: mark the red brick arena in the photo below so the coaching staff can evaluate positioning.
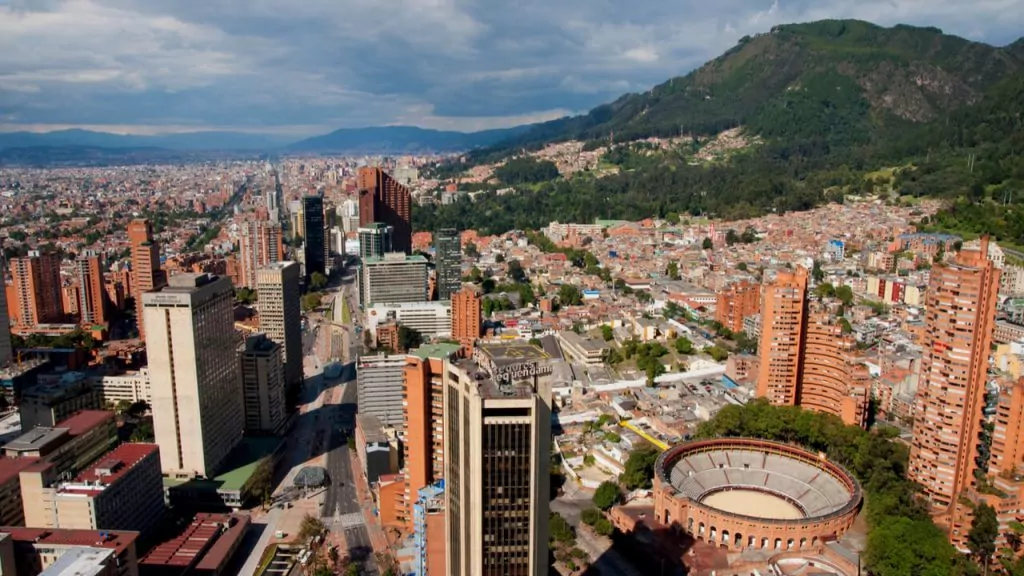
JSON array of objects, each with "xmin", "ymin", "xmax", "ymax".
[{"xmin": 653, "ymin": 438, "xmax": 862, "ymax": 552}]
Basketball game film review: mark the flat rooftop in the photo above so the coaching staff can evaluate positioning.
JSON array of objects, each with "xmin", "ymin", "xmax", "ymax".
[
  {"xmin": 409, "ymin": 342, "xmax": 462, "ymax": 360},
  {"xmin": 478, "ymin": 341, "xmax": 550, "ymax": 365},
  {"xmin": 0, "ymin": 527, "xmax": 137, "ymax": 555},
  {"xmin": 3, "ymin": 427, "xmax": 69, "ymax": 454},
  {"xmin": 38, "ymin": 546, "xmax": 112, "ymax": 576},
  {"xmin": 0, "ymin": 456, "xmax": 41, "ymax": 484},
  {"xmin": 453, "ymin": 357, "xmax": 538, "ymax": 400},
  {"xmin": 57, "ymin": 410, "xmax": 115, "ymax": 437},
  {"xmin": 141, "ymin": 513, "xmax": 248, "ymax": 570}
]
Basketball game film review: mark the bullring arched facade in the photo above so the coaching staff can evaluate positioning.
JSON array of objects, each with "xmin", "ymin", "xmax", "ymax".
[{"xmin": 653, "ymin": 438, "xmax": 862, "ymax": 551}]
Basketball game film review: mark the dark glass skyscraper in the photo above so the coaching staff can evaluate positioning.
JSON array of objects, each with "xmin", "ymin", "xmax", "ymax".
[
  {"xmin": 302, "ymin": 195, "xmax": 327, "ymax": 278},
  {"xmin": 434, "ymin": 228, "xmax": 461, "ymax": 300}
]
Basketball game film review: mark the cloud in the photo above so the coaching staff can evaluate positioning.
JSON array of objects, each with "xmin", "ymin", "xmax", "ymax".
[{"xmin": 1, "ymin": 0, "xmax": 1022, "ymax": 136}]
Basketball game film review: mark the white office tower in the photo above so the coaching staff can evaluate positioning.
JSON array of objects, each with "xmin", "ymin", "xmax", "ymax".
[{"xmin": 143, "ymin": 274, "xmax": 243, "ymax": 479}]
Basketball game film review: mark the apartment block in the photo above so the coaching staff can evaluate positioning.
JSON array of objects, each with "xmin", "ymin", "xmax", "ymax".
[
  {"xmin": 128, "ymin": 219, "xmax": 167, "ymax": 341},
  {"xmin": 0, "ymin": 280, "xmax": 11, "ymax": 368},
  {"xmin": 256, "ymin": 262, "xmax": 303, "ymax": 388},
  {"xmin": 50, "ymin": 443, "xmax": 164, "ymax": 535},
  {"xmin": 10, "ymin": 251, "xmax": 63, "ymax": 327},
  {"xmin": 756, "ymin": 268, "xmax": 809, "ymax": 406},
  {"xmin": 715, "ymin": 280, "xmax": 760, "ymax": 334},
  {"xmin": 75, "ymin": 253, "xmax": 108, "ymax": 327},
  {"xmin": 356, "ymin": 354, "xmax": 407, "ymax": 429},
  {"xmin": 444, "ymin": 344, "xmax": 552, "ymax": 576},
  {"xmin": 238, "ymin": 334, "xmax": 286, "ymax": 434},
  {"xmin": 20, "ymin": 374, "xmax": 103, "ymax": 431},
  {"xmin": 144, "ymin": 274, "xmax": 243, "ymax": 479},
  {"xmin": 451, "ymin": 288, "xmax": 481, "ymax": 350},
  {"xmin": 434, "ymin": 228, "xmax": 461, "ymax": 300},
  {"xmin": 0, "ymin": 527, "xmax": 139, "ymax": 576},
  {"xmin": 401, "ymin": 343, "xmax": 462, "ymax": 532},
  {"xmin": 359, "ymin": 253, "xmax": 428, "ymax": 306},
  {"xmin": 358, "ymin": 167, "xmax": 412, "ymax": 254},
  {"xmin": 909, "ymin": 239, "xmax": 1000, "ymax": 515},
  {"xmin": 238, "ymin": 220, "xmax": 284, "ymax": 288}
]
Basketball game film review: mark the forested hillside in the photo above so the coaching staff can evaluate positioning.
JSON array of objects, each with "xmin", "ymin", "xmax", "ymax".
[{"xmin": 417, "ymin": 20, "xmax": 1024, "ymax": 242}]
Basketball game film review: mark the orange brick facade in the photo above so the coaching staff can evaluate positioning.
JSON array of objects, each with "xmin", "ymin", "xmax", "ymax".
[{"xmin": 715, "ymin": 280, "xmax": 759, "ymax": 334}]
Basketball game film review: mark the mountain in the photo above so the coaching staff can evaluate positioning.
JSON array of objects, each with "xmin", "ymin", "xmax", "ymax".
[
  {"xmin": 285, "ymin": 125, "xmax": 532, "ymax": 154},
  {"xmin": 478, "ymin": 20, "xmax": 1024, "ymax": 156},
  {"xmin": 0, "ymin": 129, "xmax": 291, "ymax": 151}
]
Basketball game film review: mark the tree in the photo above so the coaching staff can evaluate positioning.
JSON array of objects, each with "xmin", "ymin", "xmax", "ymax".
[
  {"xmin": 968, "ymin": 503, "xmax": 999, "ymax": 566},
  {"xmin": 126, "ymin": 401, "xmax": 150, "ymax": 419},
  {"xmin": 835, "ymin": 284, "xmax": 854, "ymax": 306},
  {"xmin": 702, "ymin": 237, "xmax": 713, "ymax": 250},
  {"xmin": 464, "ymin": 242, "xmax": 479, "ymax": 258},
  {"xmin": 812, "ymin": 260, "xmax": 825, "ymax": 282},
  {"xmin": 250, "ymin": 457, "xmax": 274, "ymax": 507},
  {"xmin": 558, "ymin": 284, "xmax": 582, "ymax": 306},
  {"xmin": 235, "ymin": 287, "xmax": 257, "ymax": 304},
  {"xmin": 507, "ymin": 259, "xmax": 528, "ymax": 283},
  {"xmin": 593, "ymin": 481, "xmax": 621, "ymax": 510},
  {"xmin": 635, "ymin": 290, "xmax": 652, "ymax": 304},
  {"xmin": 706, "ymin": 345, "xmax": 729, "ymax": 362},
  {"xmin": 115, "ymin": 399, "xmax": 134, "ymax": 415},
  {"xmin": 549, "ymin": 513, "xmax": 575, "ymax": 545},
  {"xmin": 737, "ymin": 262, "xmax": 748, "ymax": 271},
  {"xmin": 674, "ymin": 337, "xmax": 693, "ymax": 354},
  {"xmin": 725, "ymin": 229, "xmax": 740, "ymax": 245},
  {"xmin": 581, "ymin": 508, "xmax": 603, "ymax": 526},
  {"xmin": 495, "ymin": 253, "xmax": 505, "ymax": 263},
  {"xmin": 397, "ymin": 326, "xmax": 424, "ymax": 351},
  {"xmin": 622, "ymin": 445, "xmax": 660, "ymax": 490},
  {"xmin": 309, "ymin": 272, "xmax": 328, "ymax": 290},
  {"xmin": 600, "ymin": 325, "xmax": 614, "ymax": 341},
  {"xmin": 593, "ymin": 517, "xmax": 614, "ymax": 537},
  {"xmin": 665, "ymin": 261, "xmax": 680, "ymax": 280},
  {"xmin": 298, "ymin": 514, "xmax": 326, "ymax": 542},
  {"xmin": 645, "ymin": 362, "xmax": 665, "ymax": 386},
  {"xmin": 301, "ymin": 293, "xmax": 322, "ymax": 312}
]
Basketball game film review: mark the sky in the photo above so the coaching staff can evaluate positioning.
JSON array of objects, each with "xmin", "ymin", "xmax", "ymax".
[{"xmin": 1, "ymin": 0, "xmax": 1022, "ymax": 137}]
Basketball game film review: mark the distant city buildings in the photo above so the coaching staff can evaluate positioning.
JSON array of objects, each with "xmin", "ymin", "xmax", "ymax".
[{"xmin": 238, "ymin": 220, "xmax": 284, "ymax": 288}]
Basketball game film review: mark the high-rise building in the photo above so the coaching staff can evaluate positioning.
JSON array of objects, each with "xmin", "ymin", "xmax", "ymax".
[
  {"xmin": 358, "ymin": 223, "xmax": 394, "ymax": 260},
  {"xmin": 756, "ymin": 268, "xmax": 809, "ymax": 406},
  {"xmin": 358, "ymin": 167, "xmax": 412, "ymax": 254},
  {"xmin": 143, "ymin": 274, "xmax": 243, "ymax": 479},
  {"xmin": 238, "ymin": 220, "xmax": 284, "ymax": 288},
  {"xmin": 359, "ymin": 253, "xmax": 428, "ymax": 306},
  {"xmin": 401, "ymin": 343, "xmax": 462, "ymax": 531},
  {"xmin": 434, "ymin": 228, "xmax": 461, "ymax": 301},
  {"xmin": 302, "ymin": 195, "xmax": 327, "ymax": 279},
  {"xmin": 908, "ymin": 239, "xmax": 1000, "ymax": 513},
  {"xmin": 451, "ymin": 288, "xmax": 482, "ymax": 349},
  {"xmin": 128, "ymin": 219, "xmax": 167, "ymax": 341},
  {"xmin": 0, "ymin": 272, "xmax": 11, "ymax": 368},
  {"xmin": 356, "ymin": 354, "xmax": 407, "ymax": 429},
  {"xmin": 444, "ymin": 345, "xmax": 552, "ymax": 576},
  {"xmin": 10, "ymin": 250, "xmax": 63, "ymax": 327},
  {"xmin": 238, "ymin": 334, "xmax": 286, "ymax": 434},
  {"xmin": 256, "ymin": 262, "xmax": 303, "ymax": 388},
  {"xmin": 755, "ymin": 269, "xmax": 869, "ymax": 427},
  {"xmin": 340, "ymin": 199, "xmax": 361, "ymax": 234},
  {"xmin": 75, "ymin": 252, "xmax": 108, "ymax": 327},
  {"xmin": 715, "ymin": 280, "xmax": 760, "ymax": 334}
]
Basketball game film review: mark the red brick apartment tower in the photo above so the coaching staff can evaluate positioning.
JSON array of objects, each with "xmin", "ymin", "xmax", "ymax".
[
  {"xmin": 76, "ymin": 253, "xmax": 108, "ymax": 326},
  {"xmin": 909, "ymin": 238, "xmax": 999, "ymax": 514},
  {"xmin": 451, "ymin": 288, "xmax": 482, "ymax": 352},
  {"xmin": 799, "ymin": 312, "xmax": 871, "ymax": 428},
  {"xmin": 357, "ymin": 167, "xmax": 412, "ymax": 254},
  {"xmin": 128, "ymin": 219, "xmax": 167, "ymax": 340},
  {"xmin": 715, "ymin": 280, "xmax": 760, "ymax": 334},
  {"xmin": 10, "ymin": 250, "xmax": 64, "ymax": 327},
  {"xmin": 756, "ymin": 268, "xmax": 809, "ymax": 405}
]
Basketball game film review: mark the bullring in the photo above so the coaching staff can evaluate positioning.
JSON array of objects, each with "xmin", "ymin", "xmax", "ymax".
[{"xmin": 652, "ymin": 437, "xmax": 861, "ymax": 551}]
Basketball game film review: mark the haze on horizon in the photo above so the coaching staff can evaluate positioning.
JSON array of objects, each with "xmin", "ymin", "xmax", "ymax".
[{"xmin": 1, "ymin": 0, "xmax": 1022, "ymax": 137}]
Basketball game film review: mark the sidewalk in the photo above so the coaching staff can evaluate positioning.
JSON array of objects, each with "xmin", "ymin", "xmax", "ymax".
[{"xmin": 347, "ymin": 449, "xmax": 390, "ymax": 556}]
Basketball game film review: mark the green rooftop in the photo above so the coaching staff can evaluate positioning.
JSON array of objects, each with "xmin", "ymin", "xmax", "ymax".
[
  {"xmin": 410, "ymin": 342, "xmax": 462, "ymax": 360},
  {"xmin": 363, "ymin": 253, "xmax": 427, "ymax": 265},
  {"xmin": 163, "ymin": 436, "xmax": 284, "ymax": 493}
]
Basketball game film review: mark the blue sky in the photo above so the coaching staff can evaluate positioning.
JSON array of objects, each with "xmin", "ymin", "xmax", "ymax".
[{"xmin": 1, "ymin": 0, "xmax": 1022, "ymax": 135}]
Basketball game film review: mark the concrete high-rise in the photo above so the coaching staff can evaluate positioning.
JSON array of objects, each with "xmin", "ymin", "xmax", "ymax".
[
  {"xmin": 356, "ymin": 354, "xmax": 406, "ymax": 429},
  {"xmin": 451, "ymin": 288, "xmax": 482, "ymax": 350},
  {"xmin": 128, "ymin": 219, "xmax": 167, "ymax": 340},
  {"xmin": 239, "ymin": 220, "xmax": 284, "ymax": 288},
  {"xmin": 10, "ymin": 250, "xmax": 63, "ymax": 327},
  {"xmin": 302, "ymin": 195, "xmax": 327, "ymax": 279},
  {"xmin": 358, "ymin": 167, "xmax": 412, "ymax": 254},
  {"xmin": 715, "ymin": 280, "xmax": 759, "ymax": 334},
  {"xmin": 359, "ymin": 253, "xmax": 428, "ymax": 306},
  {"xmin": 434, "ymin": 228, "xmax": 461, "ymax": 300},
  {"xmin": 238, "ymin": 334, "xmax": 286, "ymax": 434},
  {"xmin": 75, "ymin": 252, "xmax": 108, "ymax": 327},
  {"xmin": 756, "ymin": 268, "xmax": 809, "ymax": 406},
  {"xmin": 143, "ymin": 274, "xmax": 243, "ymax": 479},
  {"xmin": 909, "ymin": 239, "xmax": 1000, "ymax": 512},
  {"xmin": 255, "ymin": 262, "xmax": 303, "ymax": 388},
  {"xmin": 358, "ymin": 223, "xmax": 394, "ymax": 260},
  {"xmin": 444, "ymin": 347, "xmax": 552, "ymax": 576},
  {"xmin": 401, "ymin": 343, "xmax": 462, "ymax": 531}
]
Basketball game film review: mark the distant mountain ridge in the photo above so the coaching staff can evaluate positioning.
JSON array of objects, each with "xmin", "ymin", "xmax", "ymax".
[
  {"xmin": 0, "ymin": 125, "xmax": 534, "ymax": 156},
  {"xmin": 284, "ymin": 125, "xmax": 532, "ymax": 153}
]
